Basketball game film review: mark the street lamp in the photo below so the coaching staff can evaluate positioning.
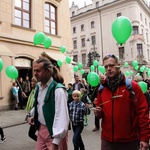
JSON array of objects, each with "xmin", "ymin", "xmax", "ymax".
[{"xmin": 87, "ymin": 38, "xmax": 100, "ymax": 73}]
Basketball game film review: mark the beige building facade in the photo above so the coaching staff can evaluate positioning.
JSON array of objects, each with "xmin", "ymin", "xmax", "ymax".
[
  {"xmin": 0, "ymin": 0, "xmax": 73, "ymax": 110},
  {"xmin": 70, "ymin": 0, "xmax": 150, "ymax": 78}
]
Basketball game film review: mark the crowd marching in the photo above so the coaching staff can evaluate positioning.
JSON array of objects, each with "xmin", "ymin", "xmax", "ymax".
[{"xmin": 0, "ymin": 55, "xmax": 150, "ymax": 150}]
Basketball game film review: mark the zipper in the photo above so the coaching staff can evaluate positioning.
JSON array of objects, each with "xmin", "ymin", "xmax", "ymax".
[{"xmin": 112, "ymin": 92, "xmax": 114, "ymax": 142}]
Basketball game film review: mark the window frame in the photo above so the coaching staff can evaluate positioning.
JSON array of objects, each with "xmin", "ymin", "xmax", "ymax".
[
  {"xmin": 118, "ymin": 47, "xmax": 124, "ymax": 59},
  {"xmin": 81, "ymin": 38, "xmax": 85, "ymax": 47},
  {"xmin": 14, "ymin": 0, "xmax": 31, "ymax": 28},
  {"xmin": 137, "ymin": 44, "xmax": 143, "ymax": 56},
  {"xmin": 133, "ymin": 26, "xmax": 139, "ymax": 35},
  {"xmin": 82, "ymin": 53, "xmax": 86, "ymax": 65},
  {"xmin": 73, "ymin": 40, "xmax": 77, "ymax": 49},
  {"xmin": 44, "ymin": 2, "xmax": 57, "ymax": 35},
  {"xmin": 91, "ymin": 21, "xmax": 95, "ymax": 28}
]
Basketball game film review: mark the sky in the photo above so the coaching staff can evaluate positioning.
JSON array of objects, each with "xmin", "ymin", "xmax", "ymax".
[{"xmin": 69, "ymin": 0, "xmax": 92, "ymax": 8}]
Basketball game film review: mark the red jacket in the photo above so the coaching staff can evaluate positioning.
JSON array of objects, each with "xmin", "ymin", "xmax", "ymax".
[{"xmin": 96, "ymin": 78, "xmax": 149, "ymax": 142}]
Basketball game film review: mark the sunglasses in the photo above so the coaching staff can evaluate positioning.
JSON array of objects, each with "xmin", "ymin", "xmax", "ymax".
[{"xmin": 103, "ymin": 54, "xmax": 118, "ymax": 62}]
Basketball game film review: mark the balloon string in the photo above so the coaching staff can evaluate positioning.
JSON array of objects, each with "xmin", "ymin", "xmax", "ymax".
[{"xmin": 16, "ymin": 79, "xmax": 23, "ymax": 92}]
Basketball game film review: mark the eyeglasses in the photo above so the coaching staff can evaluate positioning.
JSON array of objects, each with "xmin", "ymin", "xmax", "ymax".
[{"xmin": 103, "ymin": 54, "xmax": 118, "ymax": 62}]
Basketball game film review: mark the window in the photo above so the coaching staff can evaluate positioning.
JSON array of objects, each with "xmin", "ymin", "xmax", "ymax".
[
  {"xmin": 73, "ymin": 55, "xmax": 78, "ymax": 62},
  {"xmin": 81, "ymin": 24, "xmax": 84, "ymax": 31},
  {"xmin": 72, "ymin": 11, "xmax": 75, "ymax": 16},
  {"xmin": 14, "ymin": 0, "xmax": 31, "ymax": 28},
  {"xmin": 45, "ymin": 3, "xmax": 57, "ymax": 35},
  {"xmin": 81, "ymin": 38, "xmax": 85, "ymax": 47},
  {"xmin": 73, "ymin": 40, "xmax": 77, "ymax": 49},
  {"xmin": 91, "ymin": 21, "xmax": 95, "ymax": 28},
  {"xmin": 137, "ymin": 44, "xmax": 143, "ymax": 55},
  {"xmin": 73, "ymin": 27, "xmax": 76, "ymax": 33},
  {"xmin": 117, "ymin": 13, "xmax": 121, "ymax": 17},
  {"xmin": 119, "ymin": 47, "xmax": 124, "ymax": 59},
  {"xmin": 133, "ymin": 26, "xmax": 138, "ymax": 34},
  {"xmin": 145, "ymin": 18, "xmax": 147, "ymax": 25},
  {"xmin": 140, "ymin": 13, "xmax": 142, "ymax": 21},
  {"xmin": 146, "ymin": 32, "xmax": 148, "ymax": 42},
  {"xmin": 141, "ymin": 29, "xmax": 143, "ymax": 35},
  {"xmin": 96, "ymin": 2, "xmax": 99, "ymax": 8},
  {"xmin": 91, "ymin": 35, "xmax": 96, "ymax": 45},
  {"xmin": 148, "ymin": 49, "xmax": 150, "ymax": 61},
  {"xmin": 82, "ymin": 54, "xmax": 86, "ymax": 65}
]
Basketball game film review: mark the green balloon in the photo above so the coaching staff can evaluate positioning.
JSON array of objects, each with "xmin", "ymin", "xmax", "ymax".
[
  {"xmin": 33, "ymin": 32, "xmax": 45, "ymax": 45},
  {"xmin": 5, "ymin": 66, "xmax": 18, "ymax": 79},
  {"xmin": 78, "ymin": 62, "xmax": 83, "ymax": 69},
  {"xmin": 93, "ymin": 60, "xmax": 99, "ymax": 67},
  {"xmin": 87, "ymin": 72, "xmax": 100, "ymax": 87},
  {"xmin": 125, "ymin": 71, "xmax": 129, "ymax": 76},
  {"xmin": 73, "ymin": 66, "xmax": 78, "ymax": 72},
  {"xmin": 43, "ymin": 36, "xmax": 52, "ymax": 48},
  {"xmin": 124, "ymin": 62, "xmax": 128, "ymax": 67},
  {"xmin": 60, "ymin": 46, "xmax": 66, "ymax": 53},
  {"xmin": 57, "ymin": 60, "xmax": 62, "ymax": 67},
  {"xmin": 136, "ymin": 73, "xmax": 140, "ymax": 76},
  {"xmin": 90, "ymin": 65, "xmax": 95, "ymax": 71},
  {"xmin": 65, "ymin": 56, "xmax": 72, "ymax": 64},
  {"xmin": 148, "ymin": 71, "xmax": 150, "ymax": 77},
  {"xmin": 80, "ymin": 69, "xmax": 84, "ymax": 75},
  {"xmin": 140, "ymin": 67, "xmax": 145, "ymax": 72},
  {"xmin": 134, "ymin": 65, "xmax": 139, "ymax": 71},
  {"xmin": 129, "ymin": 71, "xmax": 133, "ymax": 75},
  {"xmin": 132, "ymin": 60, "xmax": 138, "ymax": 67},
  {"xmin": 0, "ymin": 58, "xmax": 4, "ymax": 72},
  {"xmin": 112, "ymin": 16, "xmax": 132, "ymax": 44},
  {"xmin": 138, "ymin": 81, "xmax": 147, "ymax": 93},
  {"xmin": 101, "ymin": 66, "xmax": 106, "ymax": 74}
]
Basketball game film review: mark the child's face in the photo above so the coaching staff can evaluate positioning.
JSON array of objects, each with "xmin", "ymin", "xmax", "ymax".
[{"xmin": 72, "ymin": 94, "xmax": 80, "ymax": 102}]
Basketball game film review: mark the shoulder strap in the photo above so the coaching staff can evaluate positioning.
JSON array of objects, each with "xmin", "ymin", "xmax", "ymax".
[
  {"xmin": 125, "ymin": 78, "xmax": 132, "ymax": 90},
  {"xmin": 99, "ymin": 84, "xmax": 104, "ymax": 93},
  {"xmin": 125, "ymin": 78, "xmax": 137, "ymax": 101}
]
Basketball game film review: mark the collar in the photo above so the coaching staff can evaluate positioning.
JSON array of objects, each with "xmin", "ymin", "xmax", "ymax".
[{"xmin": 38, "ymin": 77, "xmax": 53, "ymax": 90}]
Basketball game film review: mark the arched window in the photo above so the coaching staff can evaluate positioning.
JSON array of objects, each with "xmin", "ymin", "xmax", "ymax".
[
  {"xmin": 14, "ymin": 0, "xmax": 31, "ymax": 28},
  {"xmin": 45, "ymin": 2, "xmax": 57, "ymax": 35}
]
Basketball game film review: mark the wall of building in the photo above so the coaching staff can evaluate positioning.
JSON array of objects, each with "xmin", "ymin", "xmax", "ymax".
[{"xmin": 0, "ymin": 0, "xmax": 73, "ymax": 110}]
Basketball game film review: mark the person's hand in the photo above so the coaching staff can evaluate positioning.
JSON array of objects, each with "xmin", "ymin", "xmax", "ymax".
[
  {"xmin": 100, "ymin": 74, "xmax": 106, "ymax": 84},
  {"xmin": 94, "ymin": 106, "xmax": 102, "ymax": 118},
  {"xmin": 86, "ymin": 104, "xmax": 89, "ymax": 108},
  {"xmin": 140, "ymin": 141, "xmax": 149, "ymax": 150},
  {"xmin": 22, "ymin": 92, "xmax": 27, "ymax": 98},
  {"xmin": 28, "ymin": 116, "xmax": 34, "ymax": 125},
  {"xmin": 49, "ymin": 143, "xmax": 58, "ymax": 150}
]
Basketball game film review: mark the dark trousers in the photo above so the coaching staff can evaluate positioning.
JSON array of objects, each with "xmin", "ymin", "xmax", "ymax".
[
  {"xmin": 72, "ymin": 123, "xmax": 85, "ymax": 150},
  {"xmin": 101, "ymin": 139, "xmax": 138, "ymax": 150},
  {"xmin": 0, "ymin": 127, "xmax": 4, "ymax": 139},
  {"xmin": 18, "ymin": 93, "xmax": 24, "ymax": 109},
  {"xmin": 28, "ymin": 125, "xmax": 37, "ymax": 141},
  {"xmin": 95, "ymin": 116, "xmax": 100, "ymax": 129}
]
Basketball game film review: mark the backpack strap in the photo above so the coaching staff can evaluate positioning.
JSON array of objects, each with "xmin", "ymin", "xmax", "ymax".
[
  {"xmin": 99, "ymin": 84, "xmax": 104, "ymax": 93},
  {"xmin": 125, "ymin": 78, "xmax": 137, "ymax": 101}
]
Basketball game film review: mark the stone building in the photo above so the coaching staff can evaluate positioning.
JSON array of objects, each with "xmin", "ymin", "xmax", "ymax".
[
  {"xmin": 70, "ymin": 0, "xmax": 150, "ymax": 78},
  {"xmin": 0, "ymin": 0, "xmax": 73, "ymax": 110}
]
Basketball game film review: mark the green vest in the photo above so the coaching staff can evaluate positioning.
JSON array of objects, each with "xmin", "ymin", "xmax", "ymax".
[{"xmin": 34, "ymin": 80, "xmax": 65, "ymax": 137}]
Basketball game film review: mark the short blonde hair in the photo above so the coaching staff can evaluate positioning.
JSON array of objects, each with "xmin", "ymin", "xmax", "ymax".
[
  {"xmin": 31, "ymin": 76, "xmax": 37, "ymax": 83},
  {"xmin": 72, "ymin": 90, "xmax": 81, "ymax": 96}
]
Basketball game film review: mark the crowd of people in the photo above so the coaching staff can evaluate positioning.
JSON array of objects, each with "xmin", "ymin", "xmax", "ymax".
[{"xmin": 0, "ymin": 55, "xmax": 150, "ymax": 150}]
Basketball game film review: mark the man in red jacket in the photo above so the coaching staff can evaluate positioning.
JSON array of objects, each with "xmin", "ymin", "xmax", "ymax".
[{"xmin": 94, "ymin": 54, "xmax": 149, "ymax": 150}]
